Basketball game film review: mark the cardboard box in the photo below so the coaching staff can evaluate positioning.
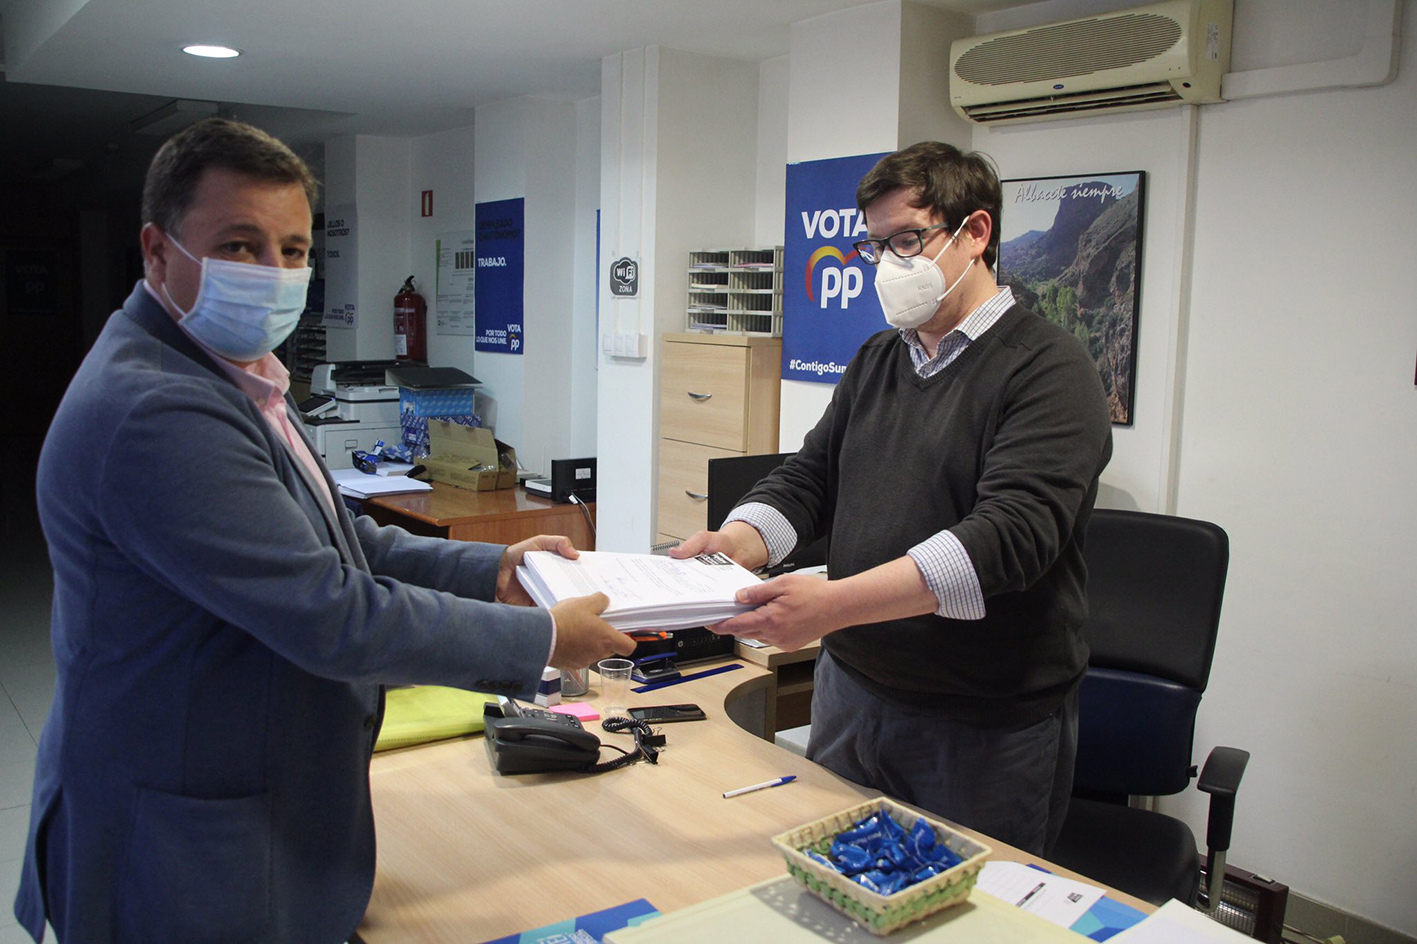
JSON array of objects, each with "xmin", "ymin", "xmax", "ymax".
[{"xmin": 423, "ymin": 420, "xmax": 518, "ymax": 491}]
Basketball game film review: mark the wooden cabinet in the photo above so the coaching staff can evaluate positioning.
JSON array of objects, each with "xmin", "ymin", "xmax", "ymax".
[{"xmin": 656, "ymin": 333, "xmax": 781, "ymax": 544}]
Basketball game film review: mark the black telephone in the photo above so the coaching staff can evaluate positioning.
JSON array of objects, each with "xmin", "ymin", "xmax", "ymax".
[{"xmin": 483, "ymin": 697, "xmax": 601, "ymax": 774}]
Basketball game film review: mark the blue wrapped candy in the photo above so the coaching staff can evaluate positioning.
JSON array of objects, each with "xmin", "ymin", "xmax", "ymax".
[
  {"xmin": 818, "ymin": 808, "xmax": 965, "ymax": 897},
  {"xmin": 829, "ymin": 841, "xmax": 874, "ymax": 875},
  {"xmin": 854, "ymin": 870, "xmax": 891, "ymax": 894},
  {"xmin": 836, "ymin": 814, "xmax": 887, "ymax": 847},
  {"xmin": 930, "ymin": 842, "xmax": 963, "ymax": 870}
]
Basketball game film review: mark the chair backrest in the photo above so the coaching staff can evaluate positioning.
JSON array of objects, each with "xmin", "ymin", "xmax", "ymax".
[
  {"xmin": 1072, "ymin": 509, "xmax": 1230, "ymax": 798},
  {"xmin": 1083, "ymin": 510, "xmax": 1229, "ymax": 687}
]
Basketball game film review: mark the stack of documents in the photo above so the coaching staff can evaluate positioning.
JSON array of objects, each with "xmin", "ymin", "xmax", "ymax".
[
  {"xmin": 516, "ymin": 550, "xmax": 762, "ymax": 632},
  {"xmin": 330, "ymin": 468, "xmax": 433, "ymax": 499}
]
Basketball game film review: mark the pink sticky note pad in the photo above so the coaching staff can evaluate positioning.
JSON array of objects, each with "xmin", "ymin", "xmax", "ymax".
[{"xmin": 550, "ymin": 702, "xmax": 600, "ymax": 721}]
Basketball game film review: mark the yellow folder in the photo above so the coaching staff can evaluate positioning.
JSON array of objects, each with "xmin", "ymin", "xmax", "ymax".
[{"xmin": 373, "ymin": 685, "xmax": 497, "ymax": 752}]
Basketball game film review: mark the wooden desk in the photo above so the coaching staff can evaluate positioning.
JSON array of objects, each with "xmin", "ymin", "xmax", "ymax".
[
  {"xmin": 358, "ymin": 482, "xmax": 596, "ymax": 549},
  {"xmin": 357, "ymin": 658, "xmax": 1148, "ymax": 942},
  {"xmin": 731, "ymin": 641, "xmax": 818, "ymax": 738}
]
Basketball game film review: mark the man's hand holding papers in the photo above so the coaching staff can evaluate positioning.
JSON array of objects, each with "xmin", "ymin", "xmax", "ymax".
[
  {"xmin": 516, "ymin": 550, "xmax": 766, "ymax": 633},
  {"xmin": 669, "ymin": 526, "xmax": 943, "ymax": 653},
  {"xmin": 549, "ymin": 592, "xmax": 636, "ymax": 668},
  {"xmin": 497, "ymin": 535, "xmax": 636, "ymax": 668},
  {"xmin": 498, "ymin": 534, "xmax": 580, "ymax": 606}
]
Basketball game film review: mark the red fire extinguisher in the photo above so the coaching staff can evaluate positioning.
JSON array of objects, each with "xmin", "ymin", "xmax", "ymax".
[{"xmin": 394, "ymin": 275, "xmax": 427, "ymax": 362}]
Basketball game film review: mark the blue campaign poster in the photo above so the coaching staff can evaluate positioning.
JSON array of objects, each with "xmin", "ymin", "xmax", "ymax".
[
  {"xmin": 475, "ymin": 197, "xmax": 525, "ymax": 354},
  {"xmin": 781, "ymin": 151, "xmax": 890, "ymax": 385}
]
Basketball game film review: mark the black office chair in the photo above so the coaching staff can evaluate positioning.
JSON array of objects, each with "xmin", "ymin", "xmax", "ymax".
[{"xmin": 1050, "ymin": 509, "xmax": 1250, "ymax": 909}]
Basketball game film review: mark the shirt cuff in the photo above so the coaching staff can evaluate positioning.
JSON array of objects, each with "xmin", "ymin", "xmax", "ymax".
[
  {"xmin": 546, "ymin": 610, "xmax": 557, "ymax": 667},
  {"xmin": 722, "ymin": 502, "xmax": 798, "ymax": 569},
  {"xmin": 907, "ymin": 531, "xmax": 986, "ymax": 620}
]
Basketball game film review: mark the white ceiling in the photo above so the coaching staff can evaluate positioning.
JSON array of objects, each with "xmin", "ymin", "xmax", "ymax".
[
  {"xmin": 0, "ymin": 0, "xmax": 1034, "ymax": 191},
  {"xmin": 4, "ymin": 0, "xmax": 1037, "ymax": 135}
]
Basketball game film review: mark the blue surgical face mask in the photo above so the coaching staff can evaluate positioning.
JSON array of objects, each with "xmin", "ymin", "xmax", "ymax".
[{"xmin": 163, "ymin": 235, "xmax": 312, "ymax": 361}]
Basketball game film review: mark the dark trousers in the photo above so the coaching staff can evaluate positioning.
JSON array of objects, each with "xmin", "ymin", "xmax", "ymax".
[{"xmin": 805, "ymin": 649, "xmax": 1079, "ymax": 856}]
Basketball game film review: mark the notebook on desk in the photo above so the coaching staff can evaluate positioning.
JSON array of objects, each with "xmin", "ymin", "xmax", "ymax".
[{"xmin": 330, "ymin": 468, "xmax": 433, "ymax": 499}]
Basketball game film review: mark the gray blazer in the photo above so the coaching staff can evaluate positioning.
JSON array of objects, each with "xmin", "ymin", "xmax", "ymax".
[{"xmin": 14, "ymin": 283, "xmax": 553, "ymax": 943}]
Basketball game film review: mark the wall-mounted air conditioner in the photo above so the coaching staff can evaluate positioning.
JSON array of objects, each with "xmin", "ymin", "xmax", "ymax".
[{"xmin": 950, "ymin": 0, "xmax": 1233, "ymax": 125}]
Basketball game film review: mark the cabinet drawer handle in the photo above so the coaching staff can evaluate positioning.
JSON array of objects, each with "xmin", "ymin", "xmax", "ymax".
[
  {"xmin": 684, "ymin": 491, "xmax": 708, "ymax": 501},
  {"xmin": 686, "ymin": 391, "xmax": 713, "ymax": 401}
]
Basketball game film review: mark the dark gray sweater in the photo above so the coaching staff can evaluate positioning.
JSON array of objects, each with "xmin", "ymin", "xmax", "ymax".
[{"xmin": 743, "ymin": 305, "xmax": 1113, "ymax": 725}]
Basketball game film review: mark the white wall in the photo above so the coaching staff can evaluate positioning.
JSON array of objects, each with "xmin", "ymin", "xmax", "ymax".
[
  {"xmin": 409, "ymin": 123, "xmax": 478, "ymax": 377},
  {"xmin": 322, "ymin": 134, "xmax": 411, "ymax": 363},
  {"xmin": 522, "ymin": 97, "xmax": 579, "ymax": 477},
  {"xmin": 653, "ymin": 46, "xmax": 761, "ymax": 336},
  {"xmin": 597, "ymin": 48, "xmax": 661, "ymax": 551},
  {"xmin": 755, "ymin": 55, "xmax": 790, "ymax": 249},
  {"xmin": 467, "ymin": 96, "xmax": 585, "ymax": 472},
  {"xmin": 897, "ymin": 2, "xmax": 975, "ymax": 149},
  {"xmin": 596, "ymin": 47, "xmax": 760, "ymax": 551},
  {"xmin": 569, "ymin": 96, "xmax": 602, "ymax": 458},
  {"xmin": 779, "ymin": 0, "xmax": 907, "ymax": 449},
  {"xmin": 472, "ymin": 98, "xmax": 531, "ymax": 453},
  {"xmin": 1166, "ymin": 13, "xmax": 1417, "ymax": 933}
]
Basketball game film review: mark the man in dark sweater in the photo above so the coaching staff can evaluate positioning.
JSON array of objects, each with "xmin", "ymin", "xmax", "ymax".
[{"xmin": 671, "ymin": 142, "xmax": 1112, "ymax": 855}]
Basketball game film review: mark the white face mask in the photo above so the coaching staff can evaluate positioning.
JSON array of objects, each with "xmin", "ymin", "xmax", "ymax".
[
  {"xmin": 872, "ymin": 216, "xmax": 973, "ymax": 329},
  {"xmin": 163, "ymin": 236, "xmax": 312, "ymax": 361}
]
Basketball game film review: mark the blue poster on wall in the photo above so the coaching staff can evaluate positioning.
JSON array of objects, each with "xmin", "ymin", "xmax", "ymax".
[
  {"xmin": 474, "ymin": 197, "xmax": 525, "ymax": 354},
  {"xmin": 781, "ymin": 151, "xmax": 890, "ymax": 384}
]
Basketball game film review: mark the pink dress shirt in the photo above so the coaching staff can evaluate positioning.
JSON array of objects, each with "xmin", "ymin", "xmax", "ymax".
[{"xmin": 142, "ymin": 281, "xmax": 335, "ymax": 513}]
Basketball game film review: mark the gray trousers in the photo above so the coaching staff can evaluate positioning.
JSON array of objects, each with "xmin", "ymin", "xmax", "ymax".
[{"xmin": 805, "ymin": 649, "xmax": 1079, "ymax": 856}]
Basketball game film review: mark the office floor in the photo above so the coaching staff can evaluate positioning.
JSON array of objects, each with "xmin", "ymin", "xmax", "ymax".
[{"xmin": 1, "ymin": 441, "xmax": 53, "ymax": 943}]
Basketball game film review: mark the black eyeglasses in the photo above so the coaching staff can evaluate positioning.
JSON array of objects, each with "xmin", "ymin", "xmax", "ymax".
[{"xmin": 853, "ymin": 223, "xmax": 953, "ymax": 266}]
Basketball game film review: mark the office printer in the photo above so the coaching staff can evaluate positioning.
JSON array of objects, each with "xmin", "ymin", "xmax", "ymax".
[{"xmin": 300, "ymin": 361, "xmax": 405, "ymax": 468}]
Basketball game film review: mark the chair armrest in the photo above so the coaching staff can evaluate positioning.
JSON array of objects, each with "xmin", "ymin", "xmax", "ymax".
[{"xmin": 1197, "ymin": 746, "xmax": 1250, "ymax": 852}]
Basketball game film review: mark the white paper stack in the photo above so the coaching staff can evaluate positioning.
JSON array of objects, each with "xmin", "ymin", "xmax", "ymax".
[
  {"xmin": 330, "ymin": 468, "xmax": 433, "ymax": 499},
  {"xmin": 515, "ymin": 550, "xmax": 762, "ymax": 632}
]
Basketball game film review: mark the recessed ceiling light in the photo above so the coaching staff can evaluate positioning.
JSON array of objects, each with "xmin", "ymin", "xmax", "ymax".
[{"xmin": 182, "ymin": 44, "xmax": 242, "ymax": 59}]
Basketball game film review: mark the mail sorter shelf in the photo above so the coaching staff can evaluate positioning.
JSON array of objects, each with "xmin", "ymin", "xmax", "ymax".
[
  {"xmin": 687, "ymin": 247, "xmax": 784, "ymax": 336},
  {"xmin": 289, "ymin": 319, "xmax": 328, "ymax": 381}
]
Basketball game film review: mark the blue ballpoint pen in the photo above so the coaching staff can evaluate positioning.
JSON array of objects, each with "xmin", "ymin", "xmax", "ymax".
[{"xmin": 721, "ymin": 775, "xmax": 797, "ymax": 798}]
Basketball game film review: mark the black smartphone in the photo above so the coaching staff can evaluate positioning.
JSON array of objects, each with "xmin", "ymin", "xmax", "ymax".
[{"xmin": 628, "ymin": 704, "xmax": 706, "ymax": 723}]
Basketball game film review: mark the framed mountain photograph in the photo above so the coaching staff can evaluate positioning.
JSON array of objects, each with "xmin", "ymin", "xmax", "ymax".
[{"xmin": 997, "ymin": 172, "xmax": 1145, "ymax": 425}]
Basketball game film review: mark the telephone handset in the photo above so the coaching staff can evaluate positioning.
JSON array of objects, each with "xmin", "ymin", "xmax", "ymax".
[{"xmin": 483, "ymin": 697, "xmax": 602, "ymax": 773}]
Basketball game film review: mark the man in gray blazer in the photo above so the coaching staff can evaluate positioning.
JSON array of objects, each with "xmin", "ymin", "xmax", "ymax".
[{"xmin": 12, "ymin": 118, "xmax": 633, "ymax": 944}]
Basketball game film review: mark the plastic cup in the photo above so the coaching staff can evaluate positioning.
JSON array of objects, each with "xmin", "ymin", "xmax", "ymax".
[{"xmin": 596, "ymin": 658, "xmax": 634, "ymax": 719}]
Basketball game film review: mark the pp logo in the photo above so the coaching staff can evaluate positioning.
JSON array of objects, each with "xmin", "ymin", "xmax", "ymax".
[
  {"xmin": 805, "ymin": 246, "xmax": 864, "ymax": 310},
  {"xmin": 508, "ymin": 325, "xmax": 522, "ymax": 352},
  {"xmin": 801, "ymin": 208, "xmax": 869, "ymax": 310}
]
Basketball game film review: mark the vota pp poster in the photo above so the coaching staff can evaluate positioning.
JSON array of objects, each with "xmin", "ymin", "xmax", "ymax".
[
  {"xmin": 781, "ymin": 152, "xmax": 890, "ymax": 385},
  {"xmin": 474, "ymin": 197, "xmax": 525, "ymax": 355}
]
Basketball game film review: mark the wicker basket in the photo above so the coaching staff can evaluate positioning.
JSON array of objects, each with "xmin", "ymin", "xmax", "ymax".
[{"xmin": 770, "ymin": 797, "xmax": 992, "ymax": 936}]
